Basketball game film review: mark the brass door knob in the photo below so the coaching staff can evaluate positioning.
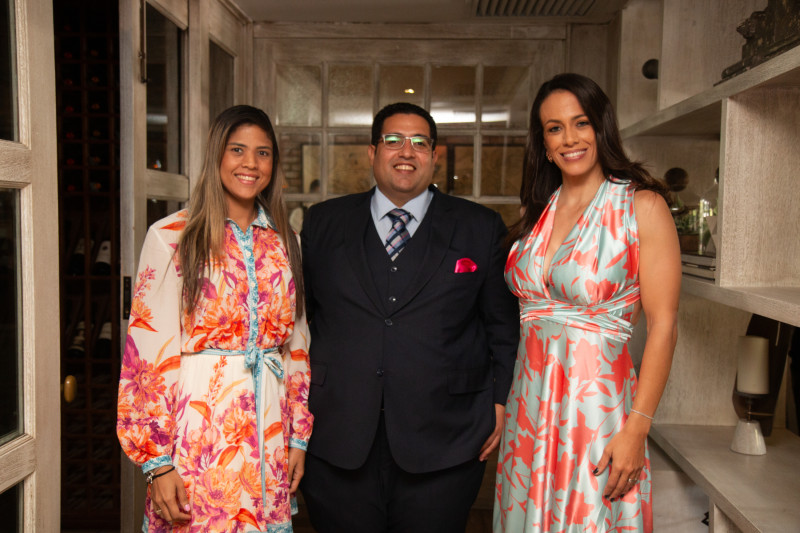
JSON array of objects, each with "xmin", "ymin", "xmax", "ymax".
[{"xmin": 62, "ymin": 375, "xmax": 77, "ymax": 403}]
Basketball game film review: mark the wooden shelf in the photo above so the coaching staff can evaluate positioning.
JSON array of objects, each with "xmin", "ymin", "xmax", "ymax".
[
  {"xmin": 621, "ymin": 45, "xmax": 800, "ymax": 139},
  {"xmin": 682, "ymin": 277, "xmax": 800, "ymax": 328},
  {"xmin": 650, "ymin": 424, "xmax": 800, "ymax": 533}
]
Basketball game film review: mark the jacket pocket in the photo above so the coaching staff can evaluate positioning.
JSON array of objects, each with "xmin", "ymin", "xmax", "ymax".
[
  {"xmin": 310, "ymin": 362, "xmax": 327, "ymax": 386},
  {"xmin": 447, "ymin": 365, "xmax": 491, "ymax": 394}
]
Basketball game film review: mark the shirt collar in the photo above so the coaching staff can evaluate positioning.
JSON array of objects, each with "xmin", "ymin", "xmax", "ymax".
[
  {"xmin": 227, "ymin": 204, "xmax": 274, "ymax": 231},
  {"xmin": 373, "ymin": 186, "xmax": 432, "ymax": 223}
]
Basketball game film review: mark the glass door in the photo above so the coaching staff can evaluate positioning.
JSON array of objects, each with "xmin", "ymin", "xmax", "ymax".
[
  {"xmin": 118, "ymin": 1, "xmax": 250, "ymax": 530},
  {"xmin": 0, "ymin": 0, "xmax": 60, "ymax": 530},
  {"xmin": 119, "ymin": 0, "xmax": 189, "ymax": 530}
]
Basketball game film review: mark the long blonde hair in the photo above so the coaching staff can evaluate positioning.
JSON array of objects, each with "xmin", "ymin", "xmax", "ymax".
[{"xmin": 178, "ymin": 105, "xmax": 304, "ymax": 317}]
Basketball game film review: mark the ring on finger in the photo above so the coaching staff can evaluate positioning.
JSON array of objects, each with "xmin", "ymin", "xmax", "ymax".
[{"xmin": 155, "ymin": 508, "xmax": 162, "ymax": 515}]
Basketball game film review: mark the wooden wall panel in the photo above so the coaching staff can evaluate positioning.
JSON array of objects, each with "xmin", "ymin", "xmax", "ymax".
[
  {"xmin": 719, "ymin": 88, "xmax": 800, "ymax": 288},
  {"xmin": 659, "ymin": 0, "xmax": 763, "ymax": 110},
  {"xmin": 568, "ymin": 24, "xmax": 609, "ymax": 94},
  {"xmin": 616, "ymin": 0, "xmax": 662, "ymax": 128}
]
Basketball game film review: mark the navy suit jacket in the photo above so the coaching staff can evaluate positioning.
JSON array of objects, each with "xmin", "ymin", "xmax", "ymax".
[{"xmin": 301, "ymin": 186, "xmax": 518, "ymax": 473}]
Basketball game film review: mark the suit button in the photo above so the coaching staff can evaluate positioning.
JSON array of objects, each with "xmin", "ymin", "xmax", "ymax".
[
  {"xmin": 388, "ymin": 296, "xmax": 397, "ymax": 303},
  {"xmin": 390, "ymin": 265, "xmax": 398, "ymax": 272},
  {"xmin": 376, "ymin": 368, "xmax": 384, "ymax": 377},
  {"xmin": 384, "ymin": 318, "xmax": 393, "ymax": 326}
]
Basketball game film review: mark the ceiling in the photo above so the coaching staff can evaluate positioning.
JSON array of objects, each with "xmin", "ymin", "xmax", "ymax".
[{"xmin": 235, "ymin": 0, "xmax": 630, "ymax": 24}]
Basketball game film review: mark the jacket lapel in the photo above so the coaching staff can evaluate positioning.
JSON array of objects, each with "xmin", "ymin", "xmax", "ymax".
[
  {"xmin": 394, "ymin": 188, "xmax": 455, "ymax": 311},
  {"xmin": 343, "ymin": 188, "xmax": 386, "ymax": 314}
]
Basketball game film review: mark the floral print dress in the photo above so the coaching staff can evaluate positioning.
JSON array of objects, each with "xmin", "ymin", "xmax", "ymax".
[
  {"xmin": 117, "ymin": 207, "xmax": 313, "ymax": 533},
  {"xmin": 495, "ymin": 179, "xmax": 652, "ymax": 532}
]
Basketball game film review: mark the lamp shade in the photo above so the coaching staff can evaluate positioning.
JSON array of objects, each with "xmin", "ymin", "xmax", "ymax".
[{"xmin": 736, "ymin": 335, "xmax": 769, "ymax": 395}]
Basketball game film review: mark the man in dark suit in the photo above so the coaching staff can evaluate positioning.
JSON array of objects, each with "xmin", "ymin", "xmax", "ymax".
[{"xmin": 299, "ymin": 102, "xmax": 518, "ymax": 532}]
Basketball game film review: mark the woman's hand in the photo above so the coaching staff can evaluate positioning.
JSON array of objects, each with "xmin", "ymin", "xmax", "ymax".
[
  {"xmin": 149, "ymin": 466, "xmax": 191, "ymax": 524},
  {"xmin": 593, "ymin": 417, "xmax": 649, "ymax": 501},
  {"xmin": 288, "ymin": 448, "xmax": 306, "ymax": 494}
]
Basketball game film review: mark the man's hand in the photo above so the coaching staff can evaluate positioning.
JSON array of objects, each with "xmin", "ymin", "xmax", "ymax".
[{"xmin": 479, "ymin": 403, "xmax": 505, "ymax": 461}]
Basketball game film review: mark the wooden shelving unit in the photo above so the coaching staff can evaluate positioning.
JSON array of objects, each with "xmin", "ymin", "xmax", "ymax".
[
  {"xmin": 621, "ymin": 22, "xmax": 800, "ymax": 330},
  {"xmin": 54, "ymin": 0, "xmax": 120, "ymax": 529},
  {"xmin": 651, "ymin": 425, "xmax": 800, "ymax": 533},
  {"xmin": 617, "ymin": 1, "xmax": 800, "ymax": 531}
]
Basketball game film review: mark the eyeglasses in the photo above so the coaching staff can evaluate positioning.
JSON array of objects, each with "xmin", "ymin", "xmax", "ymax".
[{"xmin": 378, "ymin": 134, "xmax": 434, "ymax": 153}]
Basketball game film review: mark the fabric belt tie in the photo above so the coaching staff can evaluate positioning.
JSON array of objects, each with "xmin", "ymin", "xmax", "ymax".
[
  {"xmin": 194, "ymin": 346, "xmax": 283, "ymax": 519},
  {"xmin": 519, "ymin": 288, "xmax": 639, "ymax": 343}
]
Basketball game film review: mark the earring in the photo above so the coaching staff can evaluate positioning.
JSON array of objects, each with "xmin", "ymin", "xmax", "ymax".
[{"xmin": 547, "ymin": 153, "xmax": 553, "ymax": 163}]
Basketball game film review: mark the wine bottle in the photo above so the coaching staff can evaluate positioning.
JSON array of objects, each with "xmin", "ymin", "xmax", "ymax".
[
  {"xmin": 92, "ymin": 240, "xmax": 111, "ymax": 275},
  {"xmin": 67, "ymin": 238, "xmax": 93, "ymax": 275},
  {"xmin": 67, "ymin": 321, "xmax": 86, "ymax": 359}
]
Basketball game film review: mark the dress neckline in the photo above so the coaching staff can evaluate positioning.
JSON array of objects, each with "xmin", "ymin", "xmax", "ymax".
[{"xmin": 541, "ymin": 178, "xmax": 608, "ymax": 286}]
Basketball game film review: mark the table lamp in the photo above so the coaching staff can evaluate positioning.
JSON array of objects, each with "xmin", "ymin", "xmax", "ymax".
[{"xmin": 730, "ymin": 335, "xmax": 769, "ymax": 455}]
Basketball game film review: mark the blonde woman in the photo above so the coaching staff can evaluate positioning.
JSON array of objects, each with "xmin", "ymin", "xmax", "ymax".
[{"xmin": 117, "ymin": 105, "xmax": 312, "ymax": 531}]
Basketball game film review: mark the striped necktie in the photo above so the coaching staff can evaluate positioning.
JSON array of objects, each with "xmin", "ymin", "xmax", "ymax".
[{"xmin": 385, "ymin": 208, "xmax": 412, "ymax": 261}]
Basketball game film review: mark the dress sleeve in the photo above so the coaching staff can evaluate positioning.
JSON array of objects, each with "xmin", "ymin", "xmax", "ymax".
[
  {"xmin": 284, "ymin": 310, "xmax": 313, "ymax": 449},
  {"xmin": 116, "ymin": 225, "xmax": 183, "ymax": 472}
]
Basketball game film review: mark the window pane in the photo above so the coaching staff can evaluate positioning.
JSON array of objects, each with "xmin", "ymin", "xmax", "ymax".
[
  {"xmin": 431, "ymin": 135, "xmax": 473, "ymax": 197},
  {"xmin": 329, "ymin": 65, "xmax": 372, "ymax": 126},
  {"xmin": 209, "ymin": 41, "xmax": 234, "ymax": 124},
  {"xmin": 0, "ymin": 480, "xmax": 21, "ymax": 532},
  {"xmin": 279, "ymin": 133, "xmax": 321, "ymax": 195},
  {"xmin": 146, "ymin": 6, "xmax": 182, "ymax": 173},
  {"xmin": 431, "ymin": 66, "xmax": 475, "ymax": 127},
  {"xmin": 147, "ymin": 199, "xmax": 183, "ymax": 228},
  {"xmin": 328, "ymin": 134, "xmax": 372, "ymax": 194},
  {"xmin": 276, "ymin": 65, "xmax": 321, "ymax": 127},
  {"xmin": 482, "ymin": 66, "xmax": 530, "ymax": 129},
  {"xmin": 480, "ymin": 135, "xmax": 525, "ymax": 196},
  {"xmin": 0, "ymin": 189, "xmax": 21, "ymax": 445},
  {"xmin": 379, "ymin": 65, "xmax": 423, "ymax": 109},
  {"xmin": 0, "ymin": 0, "xmax": 17, "ymax": 141},
  {"xmin": 287, "ymin": 178, "xmax": 321, "ymax": 235},
  {"xmin": 482, "ymin": 203, "xmax": 522, "ymax": 227}
]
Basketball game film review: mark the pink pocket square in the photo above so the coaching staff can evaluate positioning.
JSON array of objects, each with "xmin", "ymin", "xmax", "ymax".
[{"xmin": 455, "ymin": 257, "xmax": 477, "ymax": 273}]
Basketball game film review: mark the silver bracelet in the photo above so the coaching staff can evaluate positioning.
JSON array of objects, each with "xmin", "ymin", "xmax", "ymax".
[{"xmin": 630, "ymin": 408, "xmax": 654, "ymax": 421}]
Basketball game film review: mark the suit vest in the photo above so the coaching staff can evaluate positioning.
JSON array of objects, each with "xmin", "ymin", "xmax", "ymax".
[{"xmin": 364, "ymin": 209, "xmax": 433, "ymax": 316}]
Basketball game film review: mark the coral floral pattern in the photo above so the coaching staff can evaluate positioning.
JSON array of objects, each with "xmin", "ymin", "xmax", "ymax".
[
  {"xmin": 117, "ymin": 208, "xmax": 312, "ymax": 533},
  {"xmin": 495, "ymin": 179, "xmax": 652, "ymax": 532}
]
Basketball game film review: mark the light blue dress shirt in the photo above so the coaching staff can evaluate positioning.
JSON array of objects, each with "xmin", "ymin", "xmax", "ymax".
[{"xmin": 370, "ymin": 187, "xmax": 433, "ymax": 242}]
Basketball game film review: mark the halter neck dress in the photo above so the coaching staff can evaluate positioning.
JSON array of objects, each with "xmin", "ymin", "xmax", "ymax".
[{"xmin": 494, "ymin": 178, "xmax": 652, "ymax": 532}]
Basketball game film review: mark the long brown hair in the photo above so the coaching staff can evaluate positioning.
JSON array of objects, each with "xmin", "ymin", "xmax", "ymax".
[
  {"xmin": 179, "ymin": 105, "xmax": 305, "ymax": 316},
  {"xmin": 506, "ymin": 73, "xmax": 667, "ymax": 247}
]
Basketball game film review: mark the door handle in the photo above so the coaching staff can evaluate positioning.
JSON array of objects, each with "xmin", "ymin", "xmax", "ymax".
[{"xmin": 62, "ymin": 375, "xmax": 77, "ymax": 403}]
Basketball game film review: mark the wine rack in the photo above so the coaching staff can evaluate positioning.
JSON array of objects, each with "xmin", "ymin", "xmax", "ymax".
[{"xmin": 54, "ymin": 0, "xmax": 120, "ymax": 529}]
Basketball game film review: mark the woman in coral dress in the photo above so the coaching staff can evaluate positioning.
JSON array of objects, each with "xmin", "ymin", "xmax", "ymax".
[
  {"xmin": 494, "ymin": 74, "xmax": 680, "ymax": 532},
  {"xmin": 117, "ymin": 105, "xmax": 312, "ymax": 532}
]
